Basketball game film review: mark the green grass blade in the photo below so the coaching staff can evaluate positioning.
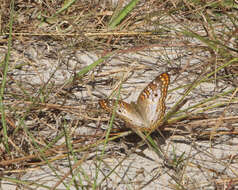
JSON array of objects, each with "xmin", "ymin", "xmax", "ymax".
[
  {"xmin": 181, "ymin": 29, "xmax": 238, "ymax": 53},
  {"xmin": 63, "ymin": 52, "xmax": 113, "ymax": 88},
  {"xmin": 0, "ymin": 0, "xmax": 15, "ymax": 153},
  {"xmin": 56, "ymin": 0, "xmax": 77, "ymax": 15},
  {"xmin": 76, "ymin": 53, "xmax": 113, "ymax": 78},
  {"xmin": 0, "ymin": 177, "xmax": 51, "ymax": 189},
  {"xmin": 93, "ymin": 84, "xmax": 122, "ymax": 189},
  {"xmin": 109, "ymin": 0, "xmax": 140, "ymax": 29}
]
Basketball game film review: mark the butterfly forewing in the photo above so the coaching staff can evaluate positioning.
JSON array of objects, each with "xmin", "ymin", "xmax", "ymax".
[
  {"xmin": 99, "ymin": 73, "xmax": 170, "ymax": 132},
  {"xmin": 99, "ymin": 99, "xmax": 146, "ymax": 128},
  {"xmin": 136, "ymin": 73, "xmax": 170, "ymax": 129}
]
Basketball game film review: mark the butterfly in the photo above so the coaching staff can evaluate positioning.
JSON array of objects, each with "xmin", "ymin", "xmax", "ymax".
[{"xmin": 99, "ymin": 73, "xmax": 170, "ymax": 132}]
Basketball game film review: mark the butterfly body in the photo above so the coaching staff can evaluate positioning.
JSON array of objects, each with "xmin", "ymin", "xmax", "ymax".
[{"xmin": 99, "ymin": 73, "xmax": 170, "ymax": 132}]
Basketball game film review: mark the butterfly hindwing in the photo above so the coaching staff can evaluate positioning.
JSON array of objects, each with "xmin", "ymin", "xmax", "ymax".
[{"xmin": 99, "ymin": 99, "xmax": 145, "ymax": 128}]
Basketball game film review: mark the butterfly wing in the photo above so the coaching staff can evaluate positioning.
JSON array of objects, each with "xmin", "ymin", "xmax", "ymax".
[
  {"xmin": 99, "ymin": 99, "xmax": 145, "ymax": 128},
  {"xmin": 136, "ymin": 73, "xmax": 170, "ymax": 130}
]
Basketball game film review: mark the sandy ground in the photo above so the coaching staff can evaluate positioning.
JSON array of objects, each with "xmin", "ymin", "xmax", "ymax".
[{"xmin": 1, "ymin": 41, "xmax": 238, "ymax": 189}]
